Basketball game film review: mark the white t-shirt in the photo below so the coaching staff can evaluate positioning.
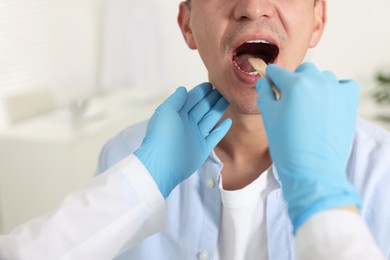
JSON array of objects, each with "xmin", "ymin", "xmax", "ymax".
[{"xmin": 215, "ymin": 169, "xmax": 273, "ymax": 260}]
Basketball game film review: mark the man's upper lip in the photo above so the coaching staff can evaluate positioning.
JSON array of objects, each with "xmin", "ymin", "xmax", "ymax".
[{"xmin": 230, "ymin": 34, "xmax": 279, "ymax": 58}]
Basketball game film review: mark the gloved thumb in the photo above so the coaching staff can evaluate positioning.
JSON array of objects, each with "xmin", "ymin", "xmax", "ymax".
[
  {"xmin": 256, "ymin": 77, "xmax": 277, "ymax": 116},
  {"xmin": 256, "ymin": 77, "xmax": 275, "ymax": 101},
  {"xmin": 265, "ymin": 64, "xmax": 293, "ymax": 96}
]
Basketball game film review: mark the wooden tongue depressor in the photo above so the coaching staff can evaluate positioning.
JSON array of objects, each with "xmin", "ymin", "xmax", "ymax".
[{"xmin": 248, "ymin": 58, "xmax": 281, "ymax": 101}]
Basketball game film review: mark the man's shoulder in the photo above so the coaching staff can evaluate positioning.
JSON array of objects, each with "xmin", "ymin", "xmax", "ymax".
[
  {"xmin": 355, "ymin": 117, "xmax": 390, "ymax": 145},
  {"xmin": 352, "ymin": 118, "xmax": 390, "ymax": 255},
  {"xmin": 97, "ymin": 120, "xmax": 149, "ymax": 173},
  {"xmin": 350, "ymin": 117, "xmax": 390, "ymax": 197},
  {"xmin": 351, "ymin": 117, "xmax": 390, "ymax": 171}
]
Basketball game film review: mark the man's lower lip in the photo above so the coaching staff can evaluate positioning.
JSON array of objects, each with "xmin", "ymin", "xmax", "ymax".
[{"xmin": 232, "ymin": 62, "xmax": 260, "ymax": 85}]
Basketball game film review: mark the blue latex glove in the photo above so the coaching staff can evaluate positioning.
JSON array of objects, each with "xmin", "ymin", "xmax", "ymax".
[
  {"xmin": 256, "ymin": 63, "xmax": 361, "ymax": 232},
  {"xmin": 134, "ymin": 83, "xmax": 232, "ymax": 198}
]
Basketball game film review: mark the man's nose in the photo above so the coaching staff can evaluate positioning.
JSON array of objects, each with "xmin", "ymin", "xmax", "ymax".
[{"xmin": 233, "ymin": 0, "xmax": 274, "ymax": 21}]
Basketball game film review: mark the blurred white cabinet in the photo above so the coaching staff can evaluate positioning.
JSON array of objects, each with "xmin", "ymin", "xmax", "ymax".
[{"xmin": 0, "ymin": 89, "xmax": 166, "ymax": 233}]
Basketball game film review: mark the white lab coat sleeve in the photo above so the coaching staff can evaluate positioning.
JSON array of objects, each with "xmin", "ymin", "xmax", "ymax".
[
  {"xmin": 295, "ymin": 209, "xmax": 385, "ymax": 260},
  {"xmin": 0, "ymin": 154, "xmax": 166, "ymax": 260}
]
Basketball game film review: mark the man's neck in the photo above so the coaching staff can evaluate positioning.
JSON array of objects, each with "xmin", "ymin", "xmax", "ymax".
[{"xmin": 215, "ymin": 108, "xmax": 272, "ymax": 190}]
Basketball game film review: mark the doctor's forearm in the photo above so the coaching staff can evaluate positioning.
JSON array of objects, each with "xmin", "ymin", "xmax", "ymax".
[{"xmin": 295, "ymin": 209, "xmax": 385, "ymax": 260}]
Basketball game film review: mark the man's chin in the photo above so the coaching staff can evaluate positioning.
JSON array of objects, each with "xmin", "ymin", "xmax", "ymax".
[
  {"xmin": 238, "ymin": 110, "xmax": 261, "ymax": 115},
  {"xmin": 231, "ymin": 102, "xmax": 260, "ymax": 115}
]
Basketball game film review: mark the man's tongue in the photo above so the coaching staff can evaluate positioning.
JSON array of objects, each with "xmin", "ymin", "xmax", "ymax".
[{"xmin": 233, "ymin": 54, "xmax": 257, "ymax": 73}]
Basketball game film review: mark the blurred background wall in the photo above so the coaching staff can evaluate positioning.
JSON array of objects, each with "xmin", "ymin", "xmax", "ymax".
[
  {"xmin": 0, "ymin": 0, "xmax": 389, "ymax": 233},
  {"xmin": 0, "ymin": 0, "xmax": 207, "ymax": 128},
  {"xmin": 308, "ymin": 0, "xmax": 390, "ymax": 121}
]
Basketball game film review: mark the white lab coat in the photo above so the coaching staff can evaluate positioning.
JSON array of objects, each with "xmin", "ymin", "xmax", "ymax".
[
  {"xmin": 0, "ymin": 155, "xmax": 165, "ymax": 260},
  {"xmin": 0, "ymin": 155, "xmax": 385, "ymax": 260}
]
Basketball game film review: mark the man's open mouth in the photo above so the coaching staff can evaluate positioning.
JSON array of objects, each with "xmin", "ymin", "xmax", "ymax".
[{"xmin": 232, "ymin": 40, "xmax": 279, "ymax": 75}]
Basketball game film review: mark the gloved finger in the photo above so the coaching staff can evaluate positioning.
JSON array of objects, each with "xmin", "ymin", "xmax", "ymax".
[
  {"xmin": 158, "ymin": 87, "xmax": 188, "ymax": 112},
  {"xmin": 294, "ymin": 62, "xmax": 319, "ymax": 74},
  {"xmin": 265, "ymin": 64, "xmax": 294, "ymax": 94},
  {"xmin": 184, "ymin": 82, "xmax": 213, "ymax": 112},
  {"xmin": 205, "ymin": 118, "xmax": 232, "ymax": 150},
  {"xmin": 198, "ymin": 96, "xmax": 229, "ymax": 137},
  {"xmin": 339, "ymin": 79, "xmax": 360, "ymax": 105},
  {"xmin": 256, "ymin": 77, "xmax": 277, "ymax": 114},
  {"xmin": 340, "ymin": 79, "xmax": 360, "ymax": 95},
  {"xmin": 322, "ymin": 70, "xmax": 338, "ymax": 83},
  {"xmin": 189, "ymin": 89, "xmax": 222, "ymax": 123}
]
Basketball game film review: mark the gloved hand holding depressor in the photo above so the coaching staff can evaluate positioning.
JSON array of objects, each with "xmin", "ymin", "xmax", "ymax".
[
  {"xmin": 135, "ymin": 83, "xmax": 232, "ymax": 198},
  {"xmin": 256, "ymin": 62, "xmax": 361, "ymax": 232}
]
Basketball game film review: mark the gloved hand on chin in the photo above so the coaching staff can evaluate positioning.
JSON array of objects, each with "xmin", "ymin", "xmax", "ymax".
[
  {"xmin": 256, "ymin": 62, "xmax": 361, "ymax": 232},
  {"xmin": 135, "ymin": 83, "xmax": 232, "ymax": 198}
]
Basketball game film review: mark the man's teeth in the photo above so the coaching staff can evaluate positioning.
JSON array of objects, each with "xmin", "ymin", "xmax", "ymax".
[
  {"xmin": 233, "ymin": 60, "xmax": 259, "ymax": 75},
  {"xmin": 246, "ymin": 39, "xmax": 270, "ymax": 44}
]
